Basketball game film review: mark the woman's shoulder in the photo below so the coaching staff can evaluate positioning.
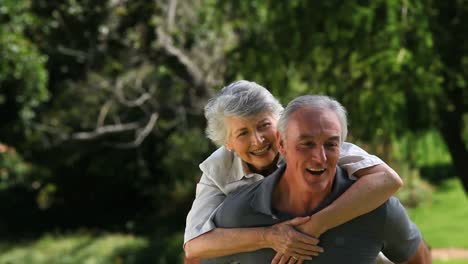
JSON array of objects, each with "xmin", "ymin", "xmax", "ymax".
[
  {"xmin": 199, "ymin": 147, "xmax": 264, "ymax": 194},
  {"xmin": 199, "ymin": 146, "xmax": 243, "ymax": 181},
  {"xmin": 200, "ymin": 146, "xmax": 233, "ymax": 171}
]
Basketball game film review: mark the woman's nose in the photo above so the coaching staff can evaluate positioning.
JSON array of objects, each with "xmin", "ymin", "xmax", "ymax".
[{"xmin": 251, "ymin": 131, "xmax": 264, "ymax": 145}]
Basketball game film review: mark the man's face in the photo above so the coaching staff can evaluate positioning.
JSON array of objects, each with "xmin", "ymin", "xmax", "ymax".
[{"xmin": 278, "ymin": 106, "xmax": 341, "ymax": 192}]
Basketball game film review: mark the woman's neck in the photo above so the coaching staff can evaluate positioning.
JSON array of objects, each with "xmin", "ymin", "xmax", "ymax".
[{"xmin": 246, "ymin": 154, "xmax": 280, "ymax": 176}]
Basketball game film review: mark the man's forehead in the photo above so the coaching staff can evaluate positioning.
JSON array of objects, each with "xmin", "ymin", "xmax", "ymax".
[
  {"xmin": 283, "ymin": 107, "xmax": 341, "ymax": 139},
  {"xmin": 298, "ymin": 134, "xmax": 341, "ymax": 141},
  {"xmin": 291, "ymin": 107, "xmax": 340, "ymax": 127}
]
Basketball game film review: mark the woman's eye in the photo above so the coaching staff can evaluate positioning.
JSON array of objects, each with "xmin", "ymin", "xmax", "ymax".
[
  {"xmin": 325, "ymin": 142, "xmax": 338, "ymax": 148},
  {"xmin": 237, "ymin": 131, "xmax": 248, "ymax": 137}
]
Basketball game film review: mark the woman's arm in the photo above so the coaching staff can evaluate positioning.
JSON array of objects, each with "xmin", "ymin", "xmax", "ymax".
[
  {"xmin": 297, "ymin": 142, "xmax": 403, "ymax": 236},
  {"xmin": 298, "ymin": 163, "xmax": 402, "ymax": 236},
  {"xmin": 185, "ymin": 217, "xmax": 321, "ymax": 259},
  {"xmin": 271, "ymin": 143, "xmax": 403, "ymax": 263},
  {"xmin": 185, "ymin": 165, "xmax": 322, "ymax": 260}
]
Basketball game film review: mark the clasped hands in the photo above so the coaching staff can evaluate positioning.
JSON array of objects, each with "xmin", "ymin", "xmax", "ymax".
[{"xmin": 266, "ymin": 216, "xmax": 324, "ymax": 264}]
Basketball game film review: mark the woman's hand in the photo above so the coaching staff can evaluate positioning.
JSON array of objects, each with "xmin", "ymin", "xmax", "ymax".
[{"xmin": 265, "ymin": 216, "xmax": 323, "ymax": 264}]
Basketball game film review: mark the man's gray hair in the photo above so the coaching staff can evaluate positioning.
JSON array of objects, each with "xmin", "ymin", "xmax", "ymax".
[
  {"xmin": 205, "ymin": 80, "xmax": 283, "ymax": 146},
  {"xmin": 277, "ymin": 95, "xmax": 348, "ymax": 143}
]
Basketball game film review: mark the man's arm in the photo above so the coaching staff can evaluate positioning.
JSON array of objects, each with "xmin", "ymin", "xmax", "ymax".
[
  {"xmin": 382, "ymin": 198, "xmax": 430, "ymax": 263},
  {"xmin": 401, "ymin": 241, "xmax": 432, "ymax": 264}
]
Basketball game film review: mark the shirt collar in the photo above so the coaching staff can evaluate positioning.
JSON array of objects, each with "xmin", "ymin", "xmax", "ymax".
[
  {"xmin": 250, "ymin": 165, "xmax": 352, "ymax": 218},
  {"xmin": 240, "ymin": 155, "xmax": 284, "ymax": 179},
  {"xmin": 250, "ymin": 164, "xmax": 285, "ymax": 216}
]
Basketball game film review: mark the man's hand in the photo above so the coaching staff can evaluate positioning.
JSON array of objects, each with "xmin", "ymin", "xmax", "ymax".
[{"xmin": 265, "ymin": 216, "xmax": 324, "ymax": 264}]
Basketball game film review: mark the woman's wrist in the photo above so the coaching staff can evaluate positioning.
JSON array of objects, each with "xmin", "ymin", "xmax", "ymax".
[
  {"xmin": 261, "ymin": 226, "xmax": 274, "ymax": 248},
  {"xmin": 299, "ymin": 215, "xmax": 328, "ymax": 237}
]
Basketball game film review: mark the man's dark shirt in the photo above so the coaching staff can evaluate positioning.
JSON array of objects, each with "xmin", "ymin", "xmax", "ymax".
[{"xmin": 202, "ymin": 165, "xmax": 421, "ymax": 264}]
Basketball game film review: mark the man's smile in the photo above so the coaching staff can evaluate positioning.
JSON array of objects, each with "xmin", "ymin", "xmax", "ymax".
[{"xmin": 306, "ymin": 167, "xmax": 326, "ymax": 176}]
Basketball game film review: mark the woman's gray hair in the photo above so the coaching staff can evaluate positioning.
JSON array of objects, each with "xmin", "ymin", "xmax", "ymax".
[
  {"xmin": 205, "ymin": 80, "xmax": 283, "ymax": 146},
  {"xmin": 277, "ymin": 95, "xmax": 348, "ymax": 143}
]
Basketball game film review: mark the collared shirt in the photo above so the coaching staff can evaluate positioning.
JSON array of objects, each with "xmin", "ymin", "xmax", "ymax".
[
  {"xmin": 184, "ymin": 142, "xmax": 384, "ymax": 244},
  {"xmin": 203, "ymin": 166, "xmax": 421, "ymax": 264}
]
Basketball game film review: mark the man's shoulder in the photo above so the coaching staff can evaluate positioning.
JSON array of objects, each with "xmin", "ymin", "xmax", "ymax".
[
  {"xmin": 382, "ymin": 196, "xmax": 407, "ymax": 215},
  {"xmin": 381, "ymin": 196, "xmax": 416, "ymax": 227},
  {"xmin": 221, "ymin": 179, "xmax": 264, "ymax": 210},
  {"xmin": 213, "ymin": 179, "xmax": 271, "ymax": 228},
  {"xmin": 220, "ymin": 176, "xmax": 260, "ymax": 199}
]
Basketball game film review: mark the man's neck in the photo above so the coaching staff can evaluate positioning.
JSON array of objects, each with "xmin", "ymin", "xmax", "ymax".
[{"xmin": 272, "ymin": 170, "xmax": 334, "ymax": 216}]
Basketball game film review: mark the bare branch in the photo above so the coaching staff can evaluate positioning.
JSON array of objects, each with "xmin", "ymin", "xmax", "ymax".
[
  {"xmin": 97, "ymin": 100, "xmax": 113, "ymax": 128},
  {"xmin": 115, "ymin": 86, "xmax": 152, "ymax": 107},
  {"xmin": 167, "ymin": 0, "xmax": 178, "ymax": 31},
  {"xmin": 114, "ymin": 65, "xmax": 155, "ymax": 107},
  {"xmin": 71, "ymin": 122, "xmax": 140, "ymax": 140},
  {"xmin": 156, "ymin": 27, "xmax": 204, "ymax": 86},
  {"xmin": 115, "ymin": 112, "xmax": 159, "ymax": 148}
]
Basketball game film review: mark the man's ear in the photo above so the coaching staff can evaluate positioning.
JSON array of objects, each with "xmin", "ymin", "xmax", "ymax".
[{"xmin": 277, "ymin": 131, "xmax": 285, "ymax": 155}]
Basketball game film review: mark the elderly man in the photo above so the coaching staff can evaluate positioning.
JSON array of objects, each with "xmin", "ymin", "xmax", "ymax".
[{"xmin": 202, "ymin": 95, "xmax": 431, "ymax": 264}]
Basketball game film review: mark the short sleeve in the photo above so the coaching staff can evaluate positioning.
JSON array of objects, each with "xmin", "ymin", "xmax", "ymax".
[
  {"xmin": 184, "ymin": 173, "xmax": 226, "ymax": 244},
  {"xmin": 382, "ymin": 198, "xmax": 422, "ymax": 262},
  {"xmin": 339, "ymin": 142, "xmax": 384, "ymax": 179}
]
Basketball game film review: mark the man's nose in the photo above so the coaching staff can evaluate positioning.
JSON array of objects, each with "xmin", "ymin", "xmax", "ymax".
[{"xmin": 312, "ymin": 145, "xmax": 327, "ymax": 163}]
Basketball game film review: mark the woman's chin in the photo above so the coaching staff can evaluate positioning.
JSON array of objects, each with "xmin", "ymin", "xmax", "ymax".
[{"xmin": 253, "ymin": 153, "xmax": 277, "ymax": 169}]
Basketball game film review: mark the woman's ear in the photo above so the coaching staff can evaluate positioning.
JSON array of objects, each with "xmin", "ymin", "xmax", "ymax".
[{"xmin": 224, "ymin": 143, "xmax": 232, "ymax": 152}]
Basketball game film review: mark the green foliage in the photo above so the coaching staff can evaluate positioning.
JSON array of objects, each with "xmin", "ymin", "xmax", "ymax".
[
  {"xmin": 391, "ymin": 131, "xmax": 452, "ymax": 167},
  {"xmin": 0, "ymin": 2, "xmax": 467, "ymax": 261},
  {"xmin": 219, "ymin": 0, "xmax": 446, "ymax": 139},
  {"xmin": 394, "ymin": 163, "xmax": 434, "ymax": 208},
  {"xmin": 0, "ymin": 0, "xmax": 49, "ymax": 130},
  {"xmin": 0, "ymin": 144, "xmax": 31, "ymax": 190}
]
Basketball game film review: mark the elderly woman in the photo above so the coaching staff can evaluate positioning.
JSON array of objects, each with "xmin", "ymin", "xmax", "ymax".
[{"xmin": 184, "ymin": 81, "xmax": 402, "ymax": 263}]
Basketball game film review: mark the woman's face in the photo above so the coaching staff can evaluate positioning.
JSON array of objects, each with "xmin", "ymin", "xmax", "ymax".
[{"xmin": 224, "ymin": 112, "xmax": 279, "ymax": 171}]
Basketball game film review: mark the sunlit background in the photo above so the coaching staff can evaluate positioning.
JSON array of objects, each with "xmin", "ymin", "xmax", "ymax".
[{"xmin": 1, "ymin": 0, "xmax": 467, "ymax": 263}]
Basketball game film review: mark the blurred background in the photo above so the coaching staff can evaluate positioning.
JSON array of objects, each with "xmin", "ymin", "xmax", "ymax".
[{"xmin": 0, "ymin": 0, "xmax": 467, "ymax": 263}]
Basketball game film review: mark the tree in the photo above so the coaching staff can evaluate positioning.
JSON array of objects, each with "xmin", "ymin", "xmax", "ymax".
[
  {"xmin": 1, "ymin": 0, "xmax": 236, "ymax": 233},
  {"xmin": 215, "ymin": 0, "xmax": 468, "ymax": 192},
  {"xmin": 0, "ymin": 0, "xmax": 49, "ymax": 143}
]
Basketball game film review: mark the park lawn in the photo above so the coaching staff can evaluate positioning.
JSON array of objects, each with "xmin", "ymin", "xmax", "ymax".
[
  {"xmin": 407, "ymin": 178, "xmax": 468, "ymax": 249},
  {"xmin": 434, "ymin": 261, "xmax": 468, "ymax": 264},
  {"xmin": 0, "ymin": 178, "xmax": 466, "ymax": 264},
  {"xmin": 0, "ymin": 233, "xmax": 148, "ymax": 264}
]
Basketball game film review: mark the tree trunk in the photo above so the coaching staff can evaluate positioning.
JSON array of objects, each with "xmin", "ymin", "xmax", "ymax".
[{"xmin": 438, "ymin": 111, "xmax": 468, "ymax": 194}]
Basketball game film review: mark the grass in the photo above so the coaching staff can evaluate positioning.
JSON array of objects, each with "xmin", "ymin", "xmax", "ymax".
[
  {"xmin": 434, "ymin": 260, "xmax": 468, "ymax": 264},
  {"xmin": 0, "ymin": 179, "xmax": 466, "ymax": 264},
  {"xmin": 407, "ymin": 179, "xmax": 468, "ymax": 248},
  {"xmin": 407, "ymin": 178, "xmax": 468, "ymax": 264},
  {"xmin": 0, "ymin": 233, "xmax": 148, "ymax": 264}
]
